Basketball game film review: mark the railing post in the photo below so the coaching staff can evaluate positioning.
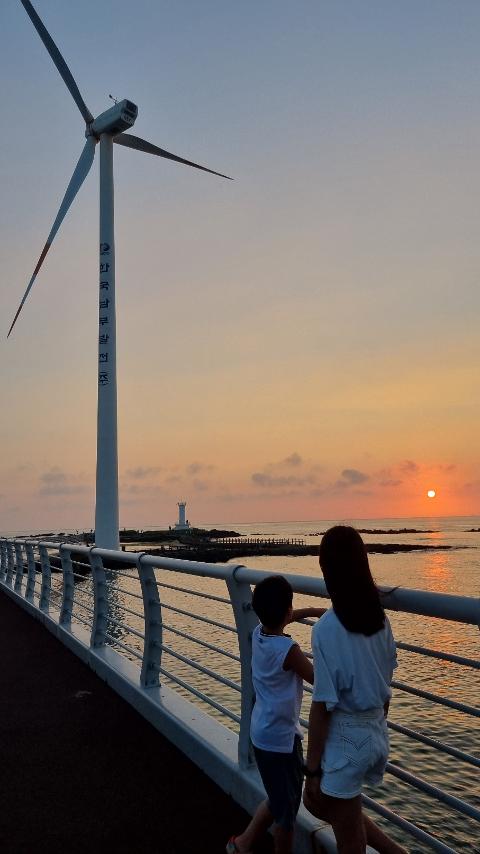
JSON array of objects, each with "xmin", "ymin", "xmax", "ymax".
[
  {"xmin": 137, "ymin": 553, "xmax": 162, "ymax": 688},
  {"xmin": 25, "ymin": 543, "xmax": 37, "ymax": 602},
  {"xmin": 0, "ymin": 539, "xmax": 8, "ymax": 581},
  {"xmin": 38, "ymin": 545, "xmax": 51, "ymax": 612},
  {"xmin": 6, "ymin": 540, "xmax": 15, "ymax": 587},
  {"xmin": 59, "ymin": 545, "xmax": 74, "ymax": 627},
  {"xmin": 14, "ymin": 541, "xmax": 25, "ymax": 594},
  {"xmin": 227, "ymin": 565, "xmax": 259, "ymax": 769},
  {"xmin": 89, "ymin": 549, "xmax": 108, "ymax": 648}
]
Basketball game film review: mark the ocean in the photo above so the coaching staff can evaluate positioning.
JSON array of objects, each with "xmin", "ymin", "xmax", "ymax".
[{"xmin": 3, "ymin": 515, "xmax": 479, "ymax": 851}]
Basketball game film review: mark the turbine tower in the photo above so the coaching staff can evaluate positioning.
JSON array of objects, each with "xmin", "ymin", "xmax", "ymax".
[{"xmin": 8, "ymin": 0, "xmax": 230, "ymax": 549}]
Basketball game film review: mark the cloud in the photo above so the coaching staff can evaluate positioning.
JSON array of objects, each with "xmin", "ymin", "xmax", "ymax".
[
  {"xmin": 251, "ymin": 472, "xmax": 316, "ymax": 488},
  {"xmin": 12, "ymin": 463, "xmax": 35, "ymax": 475},
  {"xmin": 251, "ymin": 452, "xmax": 318, "ymax": 491},
  {"xmin": 186, "ymin": 462, "xmax": 215, "ymax": 475},
  {"xmin": 400, "ymin": 460, "xmax": 419, "ymax": 475},
  {"xmin": 126, "ymin": 466, "xmax": 162, "ymax": 479},
  {"xmin": 251, "ymin": 456, "xmax": 375, "ymax": 499},
  {"xmin": 342, "ymin": 468, "xmax": 370, "ymax": 485},
  {"xmin": 283, "ymin": 453, "xmax": 302, "ymax": 467},
  {"xmin": 166, "ymin": 474, "xmax": 182, "ymax": 484},
  {"xmin": 375, "ymin": 466, "xmax": 402, "ymax": 488},
  {"xmin": 193, "ymin": 479, "xmax": 209, "ymax": 492},
  {"xmin": 458, "ymin": 480, "xmax": 480, "ymax": 495},
  {"xmin": 212, "ymin": 490, "xmax": 249, "ymax": 503},
  {"xmin": 124, "ymin": 483, "xmax": 141, "ymax": 494},
  {"xmin": 123, "ymin": 482, "xmax": 165, "ymax": 496},
  {"xmin": 39, "ymin": 468, "xmax": 89, "ymax": 496},
  {"xmin": 329, "ymin": 468, "xmax": 370, "ymax": 493}
]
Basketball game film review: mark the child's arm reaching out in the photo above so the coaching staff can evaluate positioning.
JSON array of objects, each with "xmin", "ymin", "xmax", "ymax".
[
  {"xmin": 283, "ymin": 643, "xmax": 314, "ymax": 684},
  {"xmin": 290, "ymin": 607, "xmax": 327, "ymax": 623}
]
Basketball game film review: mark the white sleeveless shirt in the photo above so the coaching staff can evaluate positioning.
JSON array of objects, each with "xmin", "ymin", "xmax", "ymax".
[{"xmin": 250, "ymin": 624, "xmax": 304, "ymax": 753}]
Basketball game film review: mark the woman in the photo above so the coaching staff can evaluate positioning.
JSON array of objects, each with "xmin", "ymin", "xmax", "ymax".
[{"xmin": 303, "ymin": 526, "xmax": 407, "ymax": 854}]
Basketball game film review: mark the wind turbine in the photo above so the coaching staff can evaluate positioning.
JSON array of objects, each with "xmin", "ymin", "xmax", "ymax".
[{"xmin": 8, "ymin": 0, "xmax": 230, "ymax": 549}]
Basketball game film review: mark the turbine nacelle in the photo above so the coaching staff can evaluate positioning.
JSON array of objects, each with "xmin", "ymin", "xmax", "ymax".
[{"xmin": 89, "ymin": 99, "xmax": 138, "ymax": 138}]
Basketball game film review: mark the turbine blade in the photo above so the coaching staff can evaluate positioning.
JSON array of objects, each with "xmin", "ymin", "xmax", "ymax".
[
  {"xmin": 114, "ymin": 133, "xmax": 232, "ymax": 180},
  {"xmin": 20, "ymin": 0, "xmax": 93, "ymax": 125},
  {"xmin": 7, "ymin": 137, "xmax": 96, "ymax": 338}
]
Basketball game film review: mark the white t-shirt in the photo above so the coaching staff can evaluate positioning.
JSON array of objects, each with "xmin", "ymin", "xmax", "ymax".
[
  {"xmin": 250, "ymin": 624, "xmax": 304, "ymax": 752},
  {"xmin": 311, "ymin": 609, "xmax": 397, "ymax": 713}
]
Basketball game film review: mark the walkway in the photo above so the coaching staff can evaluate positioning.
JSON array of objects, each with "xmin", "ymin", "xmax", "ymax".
[{"xmin": 0, "ymin": 591, "xmax": 273, "ymax": 854}]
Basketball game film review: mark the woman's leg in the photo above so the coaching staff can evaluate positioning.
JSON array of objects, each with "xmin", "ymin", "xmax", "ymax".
[
  {"xmin": 232, "ymin": 798, "xmax": 273, "ymax": 852},
  {"xmin": 303, "ymin": 789, "xmax": 366, "ymax": 853},
  {"xmin": 303, "ymin": 789, "xmax": 407, "ymax": 854},
  {"xmin": 323, "ymin": 793, "xmax": 366, "ymax": 854},
  {"xmin": 272, "ymin": 824, "xmax": 294, "ymax": 854}
]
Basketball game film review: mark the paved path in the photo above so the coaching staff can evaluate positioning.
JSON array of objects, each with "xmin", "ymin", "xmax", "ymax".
[{"xmin": 0, "ymin": 591, "xmax": 273, "ymax": 854}]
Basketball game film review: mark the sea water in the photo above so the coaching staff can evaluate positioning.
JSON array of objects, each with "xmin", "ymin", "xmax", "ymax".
[{"xmin": 3, "ymin": 516, "xmax": 479, "ymax": 851}]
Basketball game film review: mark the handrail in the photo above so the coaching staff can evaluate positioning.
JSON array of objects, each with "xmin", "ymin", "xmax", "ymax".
[{"xmin": 8, "ymin": 539, "xmax": 479, "ymax": 625}]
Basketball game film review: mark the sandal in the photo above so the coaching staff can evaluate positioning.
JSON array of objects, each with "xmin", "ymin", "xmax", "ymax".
[{"xmin": 225, "ymin": 837, "xmax": 252, "ymax": 854}]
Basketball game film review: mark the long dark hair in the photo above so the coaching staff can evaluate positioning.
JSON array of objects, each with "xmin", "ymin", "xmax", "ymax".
[{"xmin": 319, "ymin": 525, "xmax": 385, "ymax": 636}]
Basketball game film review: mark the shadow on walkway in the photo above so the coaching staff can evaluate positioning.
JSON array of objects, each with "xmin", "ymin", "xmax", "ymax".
[{"xmin": 0, "ymin": 592, "xmax": 273, "ymax": 854}]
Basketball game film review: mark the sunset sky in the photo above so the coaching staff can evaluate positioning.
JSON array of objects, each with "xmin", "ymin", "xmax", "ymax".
[{"xmin": 2, "ymin": 0, "xmax": 480, "ymax": 531}]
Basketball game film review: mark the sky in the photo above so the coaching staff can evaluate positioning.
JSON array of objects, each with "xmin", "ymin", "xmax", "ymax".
[{"xmin": 2, "ymin": 0, "xmax": 480, "ymax": 531}]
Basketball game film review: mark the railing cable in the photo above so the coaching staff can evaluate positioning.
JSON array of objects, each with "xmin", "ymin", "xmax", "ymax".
[
  {"xmin": 154, "ymin": 663, "xmax": 240, "ymax": 724},
  {"xmin": 387, "ymin": 720, "xmax": 480, "ymax": 769},
  {"xmin": 385, "ymin": 762, "xmax": 480, "ymax": 822},
  {"xmin": 392, "ymin": 680, "xmax": 480, "ymax": 718},
  {"xmin": 161, "ymin": 601, "xmax": 237, "ymax": 634},
  {"xmin": 396, "ymin": 641, "xmax": 480, "ymax": 670},
  {"xmin": 162, "ymin": 623, "xmax": 241, "ymax": 662},
  {"xmin": 362, "ymin": 795, "xmax": 456, "ymax": 854},
  {"xmin": 161, "ymin": 643, "xmax": 241, "ymax": 693}
]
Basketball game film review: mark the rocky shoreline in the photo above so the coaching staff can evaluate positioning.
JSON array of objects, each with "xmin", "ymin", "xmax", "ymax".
[
  {"xmin": 27, "ymin": 527, "xmax": 458, "ymax": 574},
  {"xmin": 144, "ymin": 541, "xmax": 454, "ymax": 564}
]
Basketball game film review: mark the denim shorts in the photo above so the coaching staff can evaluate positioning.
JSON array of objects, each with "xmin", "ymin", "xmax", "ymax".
[
  {"xmin": 253, "ymin": 735, "xmax": 304, "ymax": 830},
  {"xmin": 320, "ymin": 708, "xmax": 388, "ymax": 800}
]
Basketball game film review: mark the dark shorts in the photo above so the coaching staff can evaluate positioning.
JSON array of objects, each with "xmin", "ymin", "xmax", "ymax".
[{"xmin": 253, "ymin": 735, "xmax": 304, "ymax": 831}]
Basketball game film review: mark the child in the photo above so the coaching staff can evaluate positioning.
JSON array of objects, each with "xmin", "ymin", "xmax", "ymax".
[
  {"xmin": 303, "ymin": 526, "xmax": 407, "ymax": 854},
  {"xmin": 227, "ymin": 574, "xmax": 326, "ymax": 854}
]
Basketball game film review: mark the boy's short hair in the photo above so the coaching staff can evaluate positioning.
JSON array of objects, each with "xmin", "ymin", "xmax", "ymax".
[{"xmin": 252, "ymin": 574, "xmax": 293, "ymax": 628}]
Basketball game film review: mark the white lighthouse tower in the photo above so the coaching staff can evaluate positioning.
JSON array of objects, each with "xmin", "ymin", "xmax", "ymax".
[{"xmin": 174, "ymin": 501, "xmax": 190, "ymax": 530}]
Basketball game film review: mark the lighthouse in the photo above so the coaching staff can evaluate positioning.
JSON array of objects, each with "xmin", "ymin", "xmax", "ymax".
[{"xmin": 174, "ymin": 501, "xmax": 190, "ymax": 530}]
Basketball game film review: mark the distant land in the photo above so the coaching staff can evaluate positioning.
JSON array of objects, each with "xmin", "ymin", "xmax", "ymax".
[
  {"xmin": 25, "ymin": 526, "xmax": 458, "ymax": 574},
  {"xmin": 306, "ymin": 528, "xmax": 437, "ymax": 536},
  {"xmin": 94, "ymin": 527, "xmax": 456, "ymax": 563},
  {"xmin": 31, "ymin": 526, "xmax": 441, "ymax": 545}
]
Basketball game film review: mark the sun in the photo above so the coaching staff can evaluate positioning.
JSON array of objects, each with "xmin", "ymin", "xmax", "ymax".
[{"xmin": 427, "ymin": 489, "xmax": 436, "ymax": 498}]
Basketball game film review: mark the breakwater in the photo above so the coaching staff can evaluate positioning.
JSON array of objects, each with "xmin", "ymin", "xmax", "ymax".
[
  {"xmin": 23, "ymin": 526, "xmax": 458, "ymax": 574},
  {"xmin": 146, "ymin": 538, "xmax": 454, "ymax": 563}
]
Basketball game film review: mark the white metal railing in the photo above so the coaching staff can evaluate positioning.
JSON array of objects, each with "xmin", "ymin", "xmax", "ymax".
[{"xmin": 0, "ymin": 537, "xmax": 479, "ymax": 853}]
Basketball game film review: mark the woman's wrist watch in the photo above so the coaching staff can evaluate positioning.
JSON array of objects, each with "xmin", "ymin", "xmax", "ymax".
[{"xmin": 302, "ymin": 764, "xmax": 321, "ymax": 778}]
